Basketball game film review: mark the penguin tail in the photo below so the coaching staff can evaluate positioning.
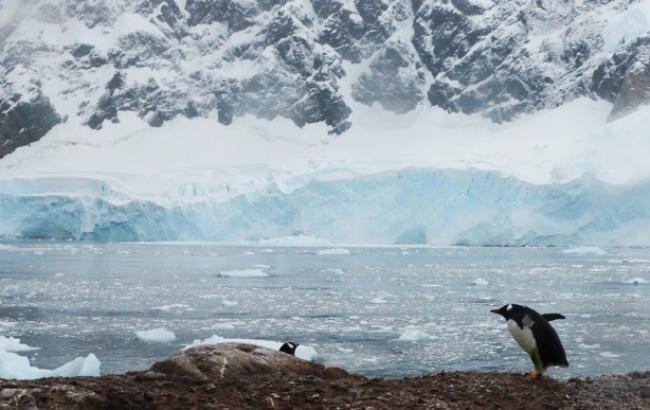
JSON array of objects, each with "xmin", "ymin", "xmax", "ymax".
[{"xmin": 542, "ymin": 313, "xmax": 566, "ymax": 321}]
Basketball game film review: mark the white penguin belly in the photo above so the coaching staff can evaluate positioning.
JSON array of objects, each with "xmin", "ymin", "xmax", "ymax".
[{"xmin": 507, "ymin": 319, "xmax": 537, "ymax": 353}]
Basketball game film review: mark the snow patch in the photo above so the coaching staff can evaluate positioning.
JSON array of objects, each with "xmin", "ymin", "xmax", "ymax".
[{"xmin": 184, "ymin": 335, "xmax": 318, "ymax": 361}]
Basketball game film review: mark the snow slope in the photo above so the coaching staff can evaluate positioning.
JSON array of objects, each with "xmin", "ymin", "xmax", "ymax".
[{"xmin": 0, "ymin": 99, "xmax": 649, "ymax": 246}]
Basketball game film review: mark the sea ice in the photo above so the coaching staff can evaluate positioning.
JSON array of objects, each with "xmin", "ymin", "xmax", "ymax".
[
  {"xmin": 0, "ymin": 337, "xmax": 100, "ymax": 380},
  {"xmin": 135, "ymin": 328, "xmax": 176, "ymax": 343},
  {"xmin": 219, "ymin": 268, "xmax": 268, "ymax": 278},
  {"xmin": 398, "ymin": 329, "xmax": 434, "ymax": 341},
  {"xmin": 562, "ymin": 247, "xmax": 607, "ymax": 256},
  {"xmin": 623, "ymin": 277, "xmax": 649, "ymax": 285},
  {"xmin": 152, "ymin": 303, "xmax": 191, "ymax": 311},
  {"xmin": 317, "ymin": 248, "xmax": 351, "ymax": 256},
  {"xmin": 0, "ymin": 336, "xmax": 39, "ymax": 353}
]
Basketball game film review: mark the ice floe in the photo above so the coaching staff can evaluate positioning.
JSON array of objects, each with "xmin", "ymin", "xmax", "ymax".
[
  {"xmin": 219, "ymin": 268, "xmax": 268, "ymax": 278},
  {"xmin": 562, "ymin": 247, "xmax": 607, "ymax": 256},
  {"xmin": 135, "ymin": 328, "xmax": 176, "ymax": 343}
]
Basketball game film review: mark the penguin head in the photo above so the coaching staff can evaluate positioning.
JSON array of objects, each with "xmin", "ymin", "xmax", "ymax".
[
  {"xmin": 279, "ymin": 341, "xmax": 299, "ymax": 355},
  {"xmin": 491, "ymin": 303, "xmax": 525, "ymax": 320}
]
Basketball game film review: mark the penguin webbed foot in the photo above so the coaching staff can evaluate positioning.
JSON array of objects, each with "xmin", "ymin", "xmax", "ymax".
[{"xmin": 526, "ymin": 371, "xmax": 543, "ymax": 380}]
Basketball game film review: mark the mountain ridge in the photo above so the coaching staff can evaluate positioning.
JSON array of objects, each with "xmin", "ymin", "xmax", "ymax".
[{"xmin": 1, "ymin": 0, "xmax": 650, "ymax": 158}]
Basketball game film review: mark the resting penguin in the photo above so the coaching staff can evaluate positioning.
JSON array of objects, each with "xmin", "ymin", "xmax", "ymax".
[
  {"xmin": 491, "ymin": 304, "xmax": 568, "ymax": 379},
  {"xmin": 279, "ymin": 342, "xmax": 299, "ymax": 356}
]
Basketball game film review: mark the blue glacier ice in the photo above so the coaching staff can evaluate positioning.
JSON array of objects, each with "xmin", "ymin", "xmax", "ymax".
[{"xmin": 1, "ymin": 169, "xmax": 650, "ymax": 246}]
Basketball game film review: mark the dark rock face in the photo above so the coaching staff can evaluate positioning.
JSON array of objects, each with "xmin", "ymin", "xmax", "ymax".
[
  {"xmin": 1, "ymin": 0, "xmax": 649, "ymax": 157},
  {"xmin": 0, "ymin": 343, "xmax": 649, "ymax": 409},
  {"xmin": 593, "ymin": 36, "xmax": 650, "ymax": 120},
  {"xmin": 0, "ymin": 91, "xmax": 61, "ymax": 158}
]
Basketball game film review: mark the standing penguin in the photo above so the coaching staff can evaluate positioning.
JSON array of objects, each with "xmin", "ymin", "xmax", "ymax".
[{"xmin": 491, "ymin": 304, "xmax": 569, "ymax": 379}]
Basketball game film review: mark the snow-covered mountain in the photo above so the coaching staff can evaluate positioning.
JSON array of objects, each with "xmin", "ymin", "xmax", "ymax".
[
  {"xmin": 1, "ymin": 0, "xmax": 649, "ymax": 245},
  {"xmin": 2, "ymin": 0, "xmax": 650, "ymax": 156}
]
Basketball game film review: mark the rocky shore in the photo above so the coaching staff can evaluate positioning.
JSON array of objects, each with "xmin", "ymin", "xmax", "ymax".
[{"xmin": 1, "ymin": 343, "xmax": 649, "ymax": 409}]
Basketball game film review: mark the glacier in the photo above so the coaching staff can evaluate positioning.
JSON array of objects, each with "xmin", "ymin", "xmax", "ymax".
[
  {"xmin": 1, "ymin": 169, "xmax": 650, "ymax": 246},
  {"xmin": 0, "ymin": 99, "xmax": 649, "ymax": 246}
]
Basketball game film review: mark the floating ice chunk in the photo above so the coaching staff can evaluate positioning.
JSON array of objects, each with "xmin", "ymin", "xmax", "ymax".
[
  {"xmin": 152, "ymin": 303, "xmax": 191, "ymax": 311},
  {"xmin": 0, "ymin": 349, "xmax": 100, "ymax": 380},
  {"xmin": 54, "ymin": 272, "xmax": 65, "ymax": 277},
  {"xmin": 322, "ymin": 268, "xmax": 345, "ymax": 274},
  {"xmin": 222, "ymin": 300, "xmax": 239, "ymax": 306},
  {"xmin": 242, "ymin": 250, "xmax": 256, "ymax": 256},
  {"xmin": 623, "ymin": 277, "xmax": 649, "ymax": 285},
  {"xmin": 198, "ymin": 294, "xmax": 220, "ymax": 299},
  {"xmin": 398, "ymin": 329, "xmax": 433, "ymax": 341},
  {"xmin": 0, "ymin": 321, "xmax": 16, "ymax": 329},
  {"xmin": 135, "ymin": 328, "xmax": 176, "ymax": 343},
  {"xmin": 208, "ymin": 323, "xmax": 236, "ymax": 330},
  {"xmin": 473, "ymin": 278, "xmax": 489, "ymax": 286},
  {"xmin": 254, "ymin": 234, "xmax": 331, "ymax": 246},
  {"xmin": 316, "ymin": 248, "xmax": 350, "ymax": 256},
  {"xmin": 579, "ymin": 343, "xmax": 601, "ymax": 349},
  {"xmin": 253, "ymin": 264, "xmax": 271, "ymax": 269},
  {"xmin": 561, "ymin": 247, "xmax": 606, "ymax": 255},
  {"xmin": 52, "ymin": 354, "xmax": 101, "ymax": 377},
  {"xmin": 369, "ymin": 297, "xmax": 387, "ymax": 304},
  {"xmin": 219, "ymin": 268, "xmax": 268, "ymax": 278},
  {"xmin": 599, "ymin": 351, "xmax": 621, "ymax": 358},
  {"xmin": 0, "ymin": 336, "xmax": 39, "ymax": 352},
  {"xmin": 184, "ymin": 335, "xmax": 317, "ymax": 361}
]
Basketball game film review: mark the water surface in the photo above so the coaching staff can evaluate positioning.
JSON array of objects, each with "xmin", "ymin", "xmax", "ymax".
[{"xmin": 0, "ymin": 242, "xmax": 648, "ymax": 378}]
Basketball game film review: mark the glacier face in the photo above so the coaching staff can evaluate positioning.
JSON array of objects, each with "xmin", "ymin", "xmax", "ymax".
[{"xmin": 2, "ymin": 169, "xmax": 649, "ymax": 246}]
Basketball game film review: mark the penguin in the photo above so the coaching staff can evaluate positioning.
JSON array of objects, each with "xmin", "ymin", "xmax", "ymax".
[
  {"xmin": 279, "ymin": 342, "xmax": 299, "ymax": 356},
  {"xmin": 491, "ymin": 304, "xmax": 568, "ymax": 379}
]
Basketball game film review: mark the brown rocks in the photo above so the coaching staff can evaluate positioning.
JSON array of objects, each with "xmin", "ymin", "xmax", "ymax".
[{"xmin": 0, "ymin": 343, "xmax": 649, "ymax": 409}]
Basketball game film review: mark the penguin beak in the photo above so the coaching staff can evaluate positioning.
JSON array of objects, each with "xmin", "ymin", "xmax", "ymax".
[{"xmin": 490, "ymin": 309, "xmax": 501, "ymax": 315}]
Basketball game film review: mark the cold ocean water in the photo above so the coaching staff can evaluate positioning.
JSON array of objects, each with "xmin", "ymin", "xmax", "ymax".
[{"xmin": 0, "ymin": 242, "xmax": 649, "ymax": 378}]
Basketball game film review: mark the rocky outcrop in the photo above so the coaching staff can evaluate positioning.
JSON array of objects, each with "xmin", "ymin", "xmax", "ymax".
[
  {"xmin": 0, "ymin": 90, "xmax": 61, "ymax": 159},
  {"xmin": 593, "ymin": 36, "xmax": 650, "ymax": 121},
  {"xmin": 1, "ymin": 343, "xmax": 649, "ymax": 409}
]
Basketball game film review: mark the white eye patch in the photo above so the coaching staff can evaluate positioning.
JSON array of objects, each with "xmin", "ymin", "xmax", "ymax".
[{"xmin": 507, "ymin": 304, "xmax": 513, "ymax": 311}]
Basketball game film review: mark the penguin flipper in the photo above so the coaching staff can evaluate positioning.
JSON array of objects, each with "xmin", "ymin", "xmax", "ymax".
[{"xmin": 542, "ymin": 313, "xmax": 565, "ymax": 321}]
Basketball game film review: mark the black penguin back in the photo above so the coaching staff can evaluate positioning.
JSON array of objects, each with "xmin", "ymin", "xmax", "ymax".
[
  {"xmin": 526, "ymin": 307, "xmax": 569, "ymax": 368},
  {"xmin": 279, "ymin": 342, "xmax": 298, "ymax": 356}
]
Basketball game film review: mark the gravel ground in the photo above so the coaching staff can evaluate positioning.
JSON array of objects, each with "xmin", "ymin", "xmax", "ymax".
[{"xmin": 1, "ymin": 344, "xmax": 648, "ymax": 409}]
